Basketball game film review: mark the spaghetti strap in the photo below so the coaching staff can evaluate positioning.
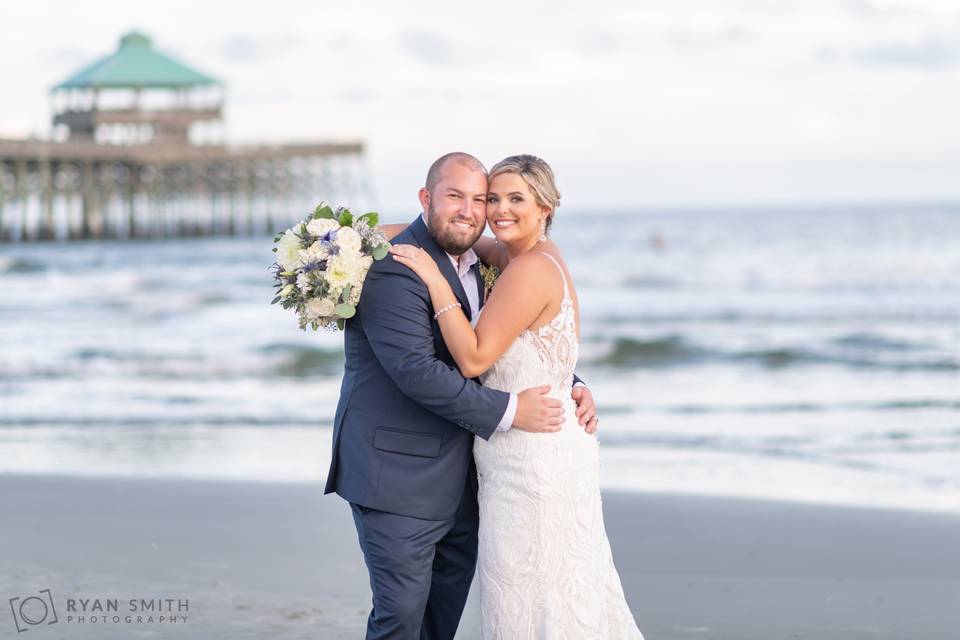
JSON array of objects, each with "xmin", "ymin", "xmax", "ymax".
[{"xmin": 537, "ymin": 252, "xmax": 569, "ymax": 297}]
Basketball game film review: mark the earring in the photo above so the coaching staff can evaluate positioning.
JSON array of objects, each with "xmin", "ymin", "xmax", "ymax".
[{"xmin": 539, "ymin": 219, "xmax": 547, "ymax": 243}]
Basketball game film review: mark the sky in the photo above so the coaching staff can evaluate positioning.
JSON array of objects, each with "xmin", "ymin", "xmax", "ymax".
[{"xmin": 2, "ymin": 0, "xmax": 959, "ymax": 213}]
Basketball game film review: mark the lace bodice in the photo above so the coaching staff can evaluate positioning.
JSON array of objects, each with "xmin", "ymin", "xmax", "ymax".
[{"xmin": 478, "ymin": 252, "xmax": 579, "ymax": 400}]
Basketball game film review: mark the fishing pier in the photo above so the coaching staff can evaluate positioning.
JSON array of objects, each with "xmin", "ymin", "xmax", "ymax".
[{"xmin": 0, "ymin": 32, "xmax": 369, "ymax": 242}]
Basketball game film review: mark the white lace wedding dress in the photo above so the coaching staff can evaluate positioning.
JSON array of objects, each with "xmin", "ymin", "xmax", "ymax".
[{"xmin": 473, "ymin": 253, "xmax": 644, "ymax": 639}]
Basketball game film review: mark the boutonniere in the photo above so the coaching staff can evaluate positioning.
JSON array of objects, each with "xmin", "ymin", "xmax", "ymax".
[{"xmin": 479, "ymin": 263, "xmax": 501, "ymax": 304}]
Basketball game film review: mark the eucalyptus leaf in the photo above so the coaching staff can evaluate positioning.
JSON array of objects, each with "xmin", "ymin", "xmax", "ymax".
[
  {"xmin": 314, "ymin": 204, "xmax": 335, "ymax": 219},
  {"xmin": 335, "ymin": 303, "xmax": 356, "ymax": 318},
  {"xmin": 372, "ymin": 243, "xmax": 390, "ymax": 260},
  {"xmin": 337, "ymin": 318, "xmax": 345, "ymax": 330},
  {"xmin": 340, "ymin": 283, "xmax": 354, "ymax": 303}
]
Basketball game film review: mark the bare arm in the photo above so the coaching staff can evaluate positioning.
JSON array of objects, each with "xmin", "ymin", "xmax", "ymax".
[
  {"xmin": 389, "ymin": 243, "xmax": 599, "ymax": 434},
  {"xmin": 471, "ymin": 236, "xmax": 509, "ymax": 269},
  {"xmin": 389, "ymin": 247, "xmax": 556, "ymax": 378},
  {"xmin": 379, "ymin": 223, "xmax": 408, "ymax": 241}
]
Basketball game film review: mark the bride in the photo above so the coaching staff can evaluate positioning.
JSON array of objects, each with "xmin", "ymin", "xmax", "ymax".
[{"xmin": 388, "ymin": 155, "xmax": 643, "ymax": 639}]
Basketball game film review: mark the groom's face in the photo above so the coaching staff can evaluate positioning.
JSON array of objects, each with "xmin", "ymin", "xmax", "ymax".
[{"xmin": 421, "ymin": 162, "xmax": 487, "ymax": 255}]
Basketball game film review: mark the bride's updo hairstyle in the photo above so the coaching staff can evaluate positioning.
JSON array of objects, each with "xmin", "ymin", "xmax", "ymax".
[{"xmin": 488, "ymin": 155, "xmax": 561, "ymax": 234}]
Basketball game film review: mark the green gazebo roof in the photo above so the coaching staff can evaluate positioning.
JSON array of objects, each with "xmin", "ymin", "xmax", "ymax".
[{"xmin": 52, "ymin": 31, "xmax": 221, "ymax": 91}]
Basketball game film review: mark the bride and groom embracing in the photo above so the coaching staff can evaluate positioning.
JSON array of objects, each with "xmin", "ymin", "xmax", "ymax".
[{"xmin": 324, "ymin": 152, "xmax": 643, "ymax": 639}]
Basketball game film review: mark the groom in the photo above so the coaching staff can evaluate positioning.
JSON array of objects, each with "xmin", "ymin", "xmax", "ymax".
[{"xmin": 324, "ymin": 152, "xmax": 599, "ymax": 639}]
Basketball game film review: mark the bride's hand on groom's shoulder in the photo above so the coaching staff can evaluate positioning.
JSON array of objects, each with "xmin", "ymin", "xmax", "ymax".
[
  {"xmin": 389, "ymin": 244, "xmax": 445, "ymax": 288},
  {"xmin": 572, "ymin": 386, "xmax": 599, "ymax": 435}
]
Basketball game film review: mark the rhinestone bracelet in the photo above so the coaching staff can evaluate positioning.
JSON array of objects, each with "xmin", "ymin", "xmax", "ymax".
[{"xmin": 434, "ymin": 302, "xmax": 462, "ymax": 319}]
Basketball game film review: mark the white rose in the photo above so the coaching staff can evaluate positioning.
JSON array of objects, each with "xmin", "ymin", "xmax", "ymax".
[
  {"xmin": 345, "ymin": 255, "xmax": 374, "ymax": 304},
  {"xmin": 299, "ymin": 240, "xmax": 330, "ymax": 266},
  {"xmin": 305, "ymin": 297, "xmax": 336, "ymax": 320},
  {"xmin": 276, "ymin": 230, "xmax": 303, "ymax": 271},
  {"xmin": 306, "ymin": 218, "xmax": 339, "ymax": 237},
  {"xmin": 324, "ymin": 254, "xmax": 356, "ymax": 290},
  {"xmin": 350, "ymin": 255, "xmax": 373, "ymax": 285},
  {"xmin": 336, "ymin": 226, "xmax": 362, "ymax": 254}
]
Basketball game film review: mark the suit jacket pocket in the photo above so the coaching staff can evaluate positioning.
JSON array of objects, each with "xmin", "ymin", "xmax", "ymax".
[{"xmin": 373, "ymin": 427, "xmax": 442, "ymax": 458}]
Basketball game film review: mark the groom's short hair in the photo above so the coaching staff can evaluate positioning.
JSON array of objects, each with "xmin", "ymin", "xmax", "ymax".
[{"xmin": 425, "ymin": 152, "xmax": 487, "ymax": 193}]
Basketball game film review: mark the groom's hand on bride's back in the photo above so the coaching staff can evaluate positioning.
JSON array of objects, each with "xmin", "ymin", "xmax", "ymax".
[
  {"xmin": 513, "ymin": 386, "xmax": 564, "ymax": 432},
  {"xmin": 572, "ymin": 386, "xmax": 599, "ymax": 435}
]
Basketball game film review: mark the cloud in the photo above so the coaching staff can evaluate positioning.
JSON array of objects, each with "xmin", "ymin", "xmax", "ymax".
[
  {"xmin": 398, "ymin": 30, "xmax": 461, "ymax": 66},
  {"xmin": 220, "ymin": 34, "xmax": 306, "ymax": 63},
  {"xmin": 40, "ymin": 45, "xmax": 99, "ymax": 67},
  {"xmin": 853, "ymin": 37, "xmax": 957, "ymax": 68},
  {"xmin": 338, "ymin": 87, "xmax": 380, "ymax": 103},
  {"xmin": 578, "ymin": 30, "xmax": 624, "ymax": 55},
  {"xmin": 663, "ymin": 24, "xmax": 757, "ymax": 50},
  {"xmin": 842, "ymin": 0, "xmax": 929, "ymax": 19},
  {"xmin": 818, "ymin": 35, "xmax": 958, "ymax": 69},
  {"xmin": 576, "ymin": 22, "xmax": 756, "ymax": 58}
]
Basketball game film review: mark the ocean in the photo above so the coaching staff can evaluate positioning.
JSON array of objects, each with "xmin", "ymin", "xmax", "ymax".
[{"xmin": 1, "ymin": 203, "xmax": 958, "ymax": 512}]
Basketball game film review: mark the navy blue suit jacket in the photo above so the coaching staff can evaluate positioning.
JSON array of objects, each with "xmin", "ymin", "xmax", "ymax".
[{"xmin": 324, "ymin": 215, "xmax": 511, "ymax": 520}]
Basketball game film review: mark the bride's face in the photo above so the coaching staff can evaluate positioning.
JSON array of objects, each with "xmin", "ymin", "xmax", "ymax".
[{"xmin": 486, "ymin": 173, "xmax": 549, "ymax": 245}]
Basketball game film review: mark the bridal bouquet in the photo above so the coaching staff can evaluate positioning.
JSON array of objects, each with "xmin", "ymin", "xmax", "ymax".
[{"xmin": 271, "ymin": 203, "xmax": 390, "ymax": 330}]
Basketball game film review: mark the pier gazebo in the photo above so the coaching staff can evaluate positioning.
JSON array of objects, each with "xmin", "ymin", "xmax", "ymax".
[
  {"xmin": 0, "ymin": 31, "xmax": 368, "ymax": 241},
  {"xmin": 50, "ymin": 30, "xmax": 226, "ymax": 146}
]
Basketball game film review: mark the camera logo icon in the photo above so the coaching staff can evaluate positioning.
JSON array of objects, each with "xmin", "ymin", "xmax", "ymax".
[{"xmin": 9, "ymin": 589, "xmax": 58, "ymax": 633}]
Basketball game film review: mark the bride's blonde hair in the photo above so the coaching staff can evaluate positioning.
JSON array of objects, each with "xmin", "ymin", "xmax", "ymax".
[{"xmin": 488, "ymin": 155, "xmax": 561, "ymax": 233}]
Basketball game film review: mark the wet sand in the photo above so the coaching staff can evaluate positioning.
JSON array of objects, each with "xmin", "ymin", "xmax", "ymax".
[{"xmin": 1, "ymin": 473, "xmax": 957, "ymax": 639}]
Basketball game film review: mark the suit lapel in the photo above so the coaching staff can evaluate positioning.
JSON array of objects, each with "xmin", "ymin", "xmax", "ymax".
[
  {"xmin": 410, "ymin": 215, "xmax": 472, "ymax": 321},
  {"xmin": 473, "ymin": 264, "xmax": 485, "ymax": 309}
]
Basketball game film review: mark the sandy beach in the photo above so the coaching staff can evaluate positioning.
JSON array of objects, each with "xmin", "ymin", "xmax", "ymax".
[{"xmin": 1, "ymin": 473, "xmax": 957, "ymax": 639}]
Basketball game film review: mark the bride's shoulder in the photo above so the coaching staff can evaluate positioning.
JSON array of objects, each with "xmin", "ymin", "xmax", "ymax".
[
  {"xmin": 504, "ymin": 249, "xmax": 547, "ymax": 269},
  {"xmin": 499, "ymin": 249, "xmax": 565, "ymax": 286}
]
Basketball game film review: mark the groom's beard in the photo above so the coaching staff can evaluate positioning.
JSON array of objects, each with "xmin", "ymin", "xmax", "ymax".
[{"xmin": 427, "ymin": 205, "xmax": 483, "ymax": 255}]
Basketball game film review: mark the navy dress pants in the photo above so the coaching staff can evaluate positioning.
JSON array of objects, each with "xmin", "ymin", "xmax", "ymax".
[{"xmin": 350, "ymin": 474, "xmax": 479, "ymax": 640}]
